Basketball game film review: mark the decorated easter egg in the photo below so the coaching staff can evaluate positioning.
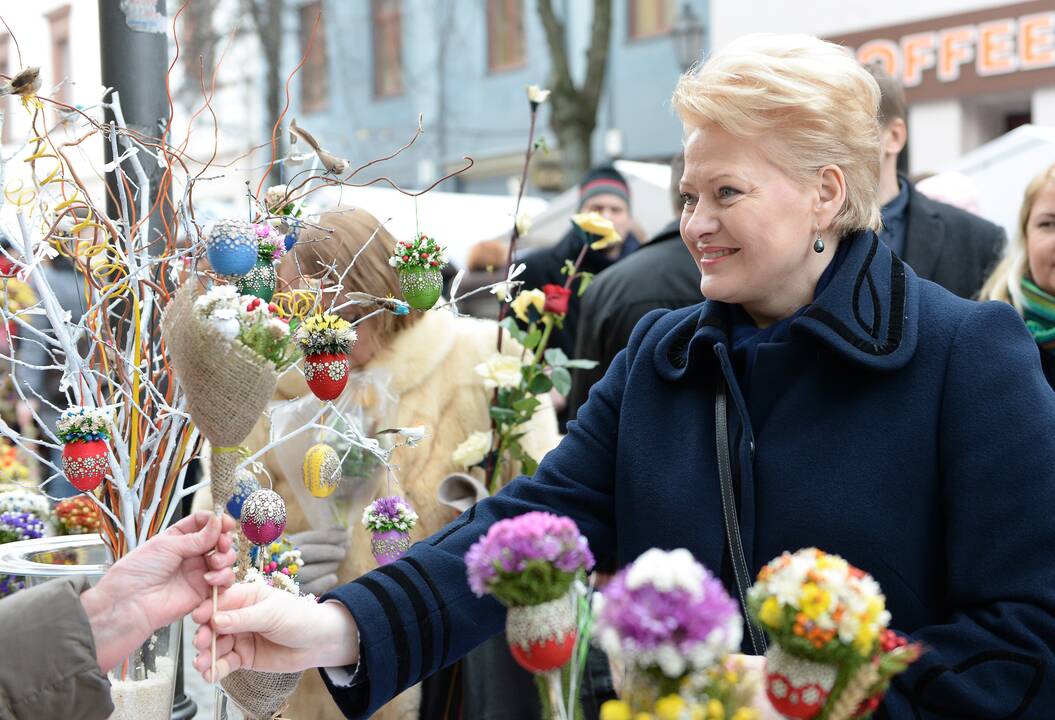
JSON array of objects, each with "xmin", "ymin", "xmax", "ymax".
[
  {"xmin": 226, "ymin": 469, "xmax": 261, "ymax": 519},
  {"xmin": 240, "ymin": 488, "xmax": 286, "ymax": 546},
  {"xmin": 304, "ymin": 352, "xmax": 349, "ymax": 402},
  {"xmin": 398, "ymin": 266, "xmax": 443, "ymax": 310},
  {"xmin": 61, "ymin": 438, "xmax": 109, "ymax": 492},
  {"xmin": 206, "ymin": 219, "xmax": 257, "ymax": 277},
  {"xmin": 303, "ymin": 443, "xmax": 341, "ymax": 498}
]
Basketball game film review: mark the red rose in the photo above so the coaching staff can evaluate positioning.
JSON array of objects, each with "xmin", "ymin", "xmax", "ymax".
[
  {"xmin": 246, "ymin": 298, "xmax": 261, "ymax": 311},
  {"xmin": 402, "ymin": 255, "xmax": 410, "ymax": 261},
  {"xmin": 542, "ymin": 284, "xmax": 572, "ymax": 316}
]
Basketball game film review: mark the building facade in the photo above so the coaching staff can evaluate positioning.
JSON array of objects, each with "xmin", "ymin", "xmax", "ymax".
[
  {"xmin": 712, "ymin": 0, "xmax": 1055, "ymax": 175},
  {"xmin": 294, "ymin": 0, "xmax": 707, "ymax": 195}
]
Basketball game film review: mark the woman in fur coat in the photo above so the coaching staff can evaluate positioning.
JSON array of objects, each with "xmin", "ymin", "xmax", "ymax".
[{"xmin": 199, "ymin": 208, "xmax": 560, "ymax": 719}]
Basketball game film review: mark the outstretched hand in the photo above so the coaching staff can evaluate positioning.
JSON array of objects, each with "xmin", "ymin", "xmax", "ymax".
[
  {"xmin": 81, "ymin": 511, "xmax": 238, "ymax": 672},
  {"xmin": 191, "ymin": 582, "xmax": 359, "ymax": 681}
]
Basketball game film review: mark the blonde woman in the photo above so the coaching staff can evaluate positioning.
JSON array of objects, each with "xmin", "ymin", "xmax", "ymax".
[
  {"xmin": 199, "ymin": 36, "xmax": 1055, "ymax": 718},
  {"xmin": 981, "ymin": 162, "xmax": 1055, "ymax": 385},
  {"xmin": 210, "ymin": 209, "xmax": 559, "ymax": 719}
]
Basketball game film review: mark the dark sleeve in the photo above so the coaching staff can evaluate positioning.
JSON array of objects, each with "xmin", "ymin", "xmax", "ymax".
[
  {"xmin": 882, "ymin": 301, "xmax": 1055, "ymax": 718},
  {"xmin": 0, "ymin": 577, "xmax": 113, "ymax": 720},
  {"xmin": 319, "ymin": 314, "xmax": 665, "ymax": 718}
]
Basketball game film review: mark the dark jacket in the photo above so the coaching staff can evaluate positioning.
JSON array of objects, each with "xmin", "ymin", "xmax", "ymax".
[
  {"xmin": 516, "ymin": 228, "xmax": 639, "ymax": 362},
  {"xmin": 903, "ymin": 184, "xmax": 1005, "ymax": 299},
  {"xmin": 567, "ymin": 221, "xmax": 701, "ymax": 420},
  {"xmin": 323, "ymin": 232, "xmax": 1055, "ymax": 719},
  {"xmin": 0, "ymin": 577, "xmax": 113, "ymax": 718}
]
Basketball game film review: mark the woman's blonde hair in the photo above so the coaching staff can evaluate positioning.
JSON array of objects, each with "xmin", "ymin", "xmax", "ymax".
[
  {"xmin": 294, "ymin": 208, "xmax": 422, "ymax": 341},
  {"xmin": 671, "ymin": 33, "xmax": 882, "ymax": 236},
  {"xmin": 981, "ymin": 163, "xmax": 1055, "ymax": 309}
]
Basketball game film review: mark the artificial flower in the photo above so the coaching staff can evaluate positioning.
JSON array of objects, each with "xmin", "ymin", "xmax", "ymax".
[
  {"xmin": 294, "ymin": 313, "xmax": 356, "ymax": 356},
  {"xmin": 475, "ymin": 353, "xmax": 523, "ymax": 390},
  {"xmin": 594, "ymin": 548, "xmax": 742, "ymax": 679},
  {"xmin": 362, "ymin": 495, "xmax": 418, "ymax": 533},
  {"xmin": 572, "ymin": 212, "xmax": 623, "ymax": 250},
  {"xmin": 491, "ymin": 263, "xmax": 526, "ymax": 303},
  {"xmin": 542, "ymin": 284, "xmax": 572, "ymax": 316},
  {"xmin": 510, "ymin": 288, "xmax": 546, "ymax": 323},
  {"xmin": 515, "ymin": 213, "xmax": 533, "ymax": 237},
  {"xmin": 526, "ymin": 85, "xmax": 551, "ymax": 105},
  {"xmin": 464, "ymin": 511, "xmax": 594, "ymax": 605},
  {"xmin": 452, "ymin": 430, "xmax": 493, "ymax": 469},
  {"xmin": 56, "ymin": 407, "xmax": 112, "ymax": 443},
  {"xmin": 388, "ymin": 233, "xmax": 449, "ymax": 271},
  {"xmin": 599, "ymin": 700, "xmax": 633, "ymax": 720}
]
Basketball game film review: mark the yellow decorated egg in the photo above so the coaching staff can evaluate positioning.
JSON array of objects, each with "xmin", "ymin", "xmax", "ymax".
[{"xmin": 303, "ymin": 443, "xmax": 341, "ymax": 498}]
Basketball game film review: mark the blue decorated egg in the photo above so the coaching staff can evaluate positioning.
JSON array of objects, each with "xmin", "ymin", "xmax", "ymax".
[
  {"xmin": 207, "ymin": 219, "xmax": 258, "ymax": 277},
  {"xmin": 226, "ymin": 469, "xmax": 260, "ymax": 519}
]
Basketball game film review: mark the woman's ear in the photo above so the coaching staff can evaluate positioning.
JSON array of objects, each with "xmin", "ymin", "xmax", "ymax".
[{"xmin": 816, "ymin": 164, "xmax": 847, "ymax": 232}]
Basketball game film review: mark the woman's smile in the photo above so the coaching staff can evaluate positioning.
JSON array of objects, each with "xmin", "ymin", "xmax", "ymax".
[{"xmin": 697, "ymin": 244, "xmax": 740, "ymax": 265}]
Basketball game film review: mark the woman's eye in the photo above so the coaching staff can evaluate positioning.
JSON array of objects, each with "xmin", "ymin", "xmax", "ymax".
[
  {"xmin": 1039, "ymin": 221, "xmax": 1055, "ymax": 229},
  {"xmin": 716, "ymin": 186, "xmax": 741, "ymax": 200}
]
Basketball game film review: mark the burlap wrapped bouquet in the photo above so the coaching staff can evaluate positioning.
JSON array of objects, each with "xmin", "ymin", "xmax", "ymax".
[{"xmin": 161, "ymin": 282, "xmax": 302, "ymax": 718}]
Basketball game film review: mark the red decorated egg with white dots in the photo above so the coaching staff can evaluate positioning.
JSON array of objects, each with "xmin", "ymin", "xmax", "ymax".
[
  {"xmin": 62, "ymin": 438, "xmax": 109, "ymax": 492},
  {"xmin": 240, "ymin": 488, "xmax": 286, "ymax": 546},
  {"xmin": 765, "ymin": 644, "xmax": 836, "ymax": 719}
]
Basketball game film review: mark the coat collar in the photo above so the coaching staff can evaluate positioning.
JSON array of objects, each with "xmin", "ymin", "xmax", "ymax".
[
  {"xmin": 655, "ymin": 230, "xmax": 920, "ymax": 380},
  {"xmin": 903, "ymin": 184, "xmax": 946, "ymax": 282}
]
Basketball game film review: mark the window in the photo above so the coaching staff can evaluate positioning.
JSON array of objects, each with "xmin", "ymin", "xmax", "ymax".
[
  {"xmin": 48, "ymin": 6, "xmax": 72, "ymax": 105},
  {"xmin": 372, "ymin": 0, "xmax": 403, "ymax": 98},
  {"xmin": 488, "ymin": 0, "xmax": 525, "ymax": 72},
  {"xmin": 299, "ymin": 1, "xmax": 329, "ymax": 113},
  {"xmin": 628, "ymin": 0, "xmax": 673, "ymax": 40}
]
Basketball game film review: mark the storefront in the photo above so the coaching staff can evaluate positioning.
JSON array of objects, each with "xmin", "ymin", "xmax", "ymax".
[{"xmin": 828, "ymin": 0, "xmax": 1055, "ymax": 174}]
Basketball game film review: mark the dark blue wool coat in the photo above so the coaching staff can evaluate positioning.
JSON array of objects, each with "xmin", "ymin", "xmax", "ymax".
[{"xmin": 323, "ymin": 231, "xmax": 1055, "ymax": 719}]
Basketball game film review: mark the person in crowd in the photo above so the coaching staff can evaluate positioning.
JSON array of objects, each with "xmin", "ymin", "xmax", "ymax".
[
  {"xmin": 566, "ymin": 153, "xmax": 702, "ymax": 421},
  {"xmin": 981, "ymin": 162, "xmax": 1055, "ymax": 385},
  {"xmin": 0, "ymin": 511, "xmax": 237, "ymax": 719},
  {"xmin": 211, "ymin": 208, "xmax": 561, "ymax": 720},
  {"xmin": 864, "ymin": 62, "xmax": 1004, "ymax": 298},
  {"xmin": 193, "ymin": 35, "xmax": 1055, "ymax": 719},
  {"xmin": 516, "ymin": 165, "xmax": 642, "ymax": 421}
]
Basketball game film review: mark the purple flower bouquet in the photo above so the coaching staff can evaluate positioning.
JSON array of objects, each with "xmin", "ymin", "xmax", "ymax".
[
  {"xmin": 594, "ymin": 548, "xmax": 743, "ymax": 698},
  {"xmin": 465, "ymin": 511, "xmax": 595, "ymax": 674}
]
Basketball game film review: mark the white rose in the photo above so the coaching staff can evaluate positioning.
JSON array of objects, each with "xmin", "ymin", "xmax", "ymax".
[
  {"xmin": 211, "ymin": 307, "xmax": 240, "ymax": 339},
  {"xmin": 452, "ymin": 430, "xmax": 493, "ymax": 469},
  {"xmin": 526, "ymin": 85, "xmax": 551, "ymax": 105},
  {"xmin": 474, "ymin": 353, "xmax": 523, "ymax": 390}
]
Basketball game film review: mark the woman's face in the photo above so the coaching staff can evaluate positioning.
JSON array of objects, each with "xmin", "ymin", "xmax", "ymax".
[
  {"xmin": 1026, "ymin": 180, "xmax": 1055, "ymax": 295},
  {"xmin": 679, "ymin": 123, "xmax": 840, "ymax": 326}
]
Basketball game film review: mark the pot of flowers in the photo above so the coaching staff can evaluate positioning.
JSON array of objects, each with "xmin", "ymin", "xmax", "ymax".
[
  {"xmin": 389, "ymin": 232, "xmax": 448, "ymax": 310},
  {"xmin": 235, "ymin": 223, "xmax": 285, "ymax": 302},
  {"xmin": 362, "ymin": 495, "xmax": 418, "ymax": 565},
  {"xmin": 57, "ymin": 407, "xmax": 112, "ymax": 493},
  {"xmin": 295, "ymin": 313, "xmax": 357, "ymax": 402}
]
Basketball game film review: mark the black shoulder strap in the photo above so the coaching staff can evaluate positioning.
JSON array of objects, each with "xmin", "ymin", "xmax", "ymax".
[{"xmin": 715, "ymin": 377, "xmax": 768, "ymax": 655}]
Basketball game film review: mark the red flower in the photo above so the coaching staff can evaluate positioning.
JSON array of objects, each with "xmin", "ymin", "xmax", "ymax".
[
  {"xmin": 402, "ymin": 255, "xmax": 410, "ymax": 261},
  {"xmin": 246, "ymin": 298, "xmax": 261, "ymax": 311},
  {"xmin": 268, "ymin": 303, "xmax": 279, "ymax": 313},
  {"xmin": 542, "ymin": 284, "xmax": 572, "ymax": 316}
]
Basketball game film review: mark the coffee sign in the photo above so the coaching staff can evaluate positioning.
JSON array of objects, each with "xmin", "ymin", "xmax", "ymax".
[{"xmin": 829, "ymin": 1, "xmax": 1055, "ymax": 102}]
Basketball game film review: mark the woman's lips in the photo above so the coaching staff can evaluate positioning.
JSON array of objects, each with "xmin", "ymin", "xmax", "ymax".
[{"xmin": 695, "ymin": 243, "xmax": 740, "ymax": 266}]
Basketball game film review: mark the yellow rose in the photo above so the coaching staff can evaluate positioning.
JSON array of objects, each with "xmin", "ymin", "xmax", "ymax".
[
  {"xmin": 572, "ymin": 211, "xmax": 623, "ymax": 250},
  {"xmin": 510, "ymin": 288, "xmax": 546, "ymax": 322},
  {"xmin": 599, "ymin": 700, "xmax": 633, "ymax": 720},
  {"xmin": 759, "ymin": 596, "xmax": 784, "ymax": 629},
  {"xmin": 655, "ymin": 695, "xmax": 686, "ymax": 720},
  {"xmin": 451, "ymin": 430, "xmax": 493, "ymax": 469},
  {"xmin": 799, "ymin": 582, "xmax": 831, "ymax": 621},
  {"xmin": 474, "ymin": 353, "xmax": 524, "ymax": 390}
]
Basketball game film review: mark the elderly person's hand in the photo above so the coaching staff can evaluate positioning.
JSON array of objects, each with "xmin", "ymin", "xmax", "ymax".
[
  {"xmin": 80, "ymin": 511, "xmax": 238, "ymax": 671},
  {"xmin": 191, "ymin": 581, "xmax": 359, "ymax": 680},
  {"xmin": 287, "ymin": 526, "xmax": 347, "ymax": 595}
]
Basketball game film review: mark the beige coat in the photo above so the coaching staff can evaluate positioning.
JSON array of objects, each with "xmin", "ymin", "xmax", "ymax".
[{"xmin": 206, "ymin": 310, "xmax": 560, "ymax": 719}]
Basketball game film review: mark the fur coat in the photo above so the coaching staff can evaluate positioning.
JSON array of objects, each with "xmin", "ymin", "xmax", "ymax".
[{"xmin": 200, "ymin": 309, "xmax": 560, "ymax": 719}]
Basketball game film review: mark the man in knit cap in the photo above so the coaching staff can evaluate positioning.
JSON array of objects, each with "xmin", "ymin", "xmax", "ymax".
[{"xmin": 517, "ymin": 165, "xmax": 640, "ymax": 367}]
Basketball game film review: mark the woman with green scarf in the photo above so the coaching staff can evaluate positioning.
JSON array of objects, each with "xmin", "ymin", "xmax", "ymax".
[{"xmin": 982, "ymin": 162, "xmax": 1055, "ymax": 387}]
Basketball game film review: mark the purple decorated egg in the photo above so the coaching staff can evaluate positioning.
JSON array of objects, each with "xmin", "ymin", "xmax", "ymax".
[
  {"xmin": 371, "ymin": 528, "xmax": 411, "ymax": 565},
  {"xmin": 240, "ymin": 488, "xmax": 286, "ymax": 546}
]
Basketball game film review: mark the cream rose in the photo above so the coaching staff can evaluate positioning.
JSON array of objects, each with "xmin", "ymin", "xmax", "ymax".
[
  {"xmin": 452, "ymin": 431, "xmax": 493, "ymax": 469},
  {"xmin": 475, "ymin": 353, "xmax": 523, "ymax": 390},
  {"xmin": 526, "ymin": 85, "xmax": 551, "ymax": 105},
  {"xmin": 510, "ymin": 288, "xmax": 546, "ymax": 323}
]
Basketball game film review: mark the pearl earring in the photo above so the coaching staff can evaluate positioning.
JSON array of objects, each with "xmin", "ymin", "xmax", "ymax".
[{"xmin": 813, "ymin": 226, "xmax": 825, "ymax": 254}]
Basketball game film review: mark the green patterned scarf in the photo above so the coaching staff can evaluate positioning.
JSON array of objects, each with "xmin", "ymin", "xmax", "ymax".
[{"xmin": 1021, "ymin": 277, "xmax": 1055, "ymax": 355}]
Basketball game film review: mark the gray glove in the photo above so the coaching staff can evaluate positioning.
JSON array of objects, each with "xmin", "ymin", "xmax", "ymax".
[{"xmin": 288, "ymin": 526, "xmax": 348, "ymax": 595}]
